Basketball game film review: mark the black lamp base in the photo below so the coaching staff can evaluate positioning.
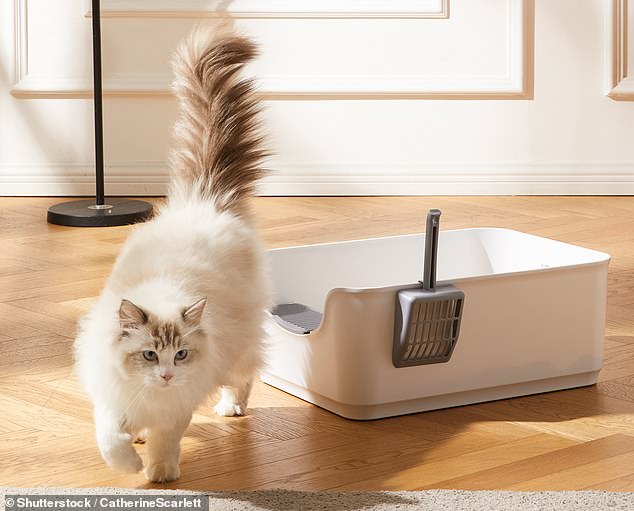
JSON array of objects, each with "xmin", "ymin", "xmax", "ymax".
[{"xmin": 47, "ymin": 198, "xmax": 153, "ymax": 227}]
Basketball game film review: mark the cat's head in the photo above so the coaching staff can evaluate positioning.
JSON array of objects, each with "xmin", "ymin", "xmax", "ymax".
[{"xmin": 115, "ymin": 297, "xmax": 207, "ymax": 389}]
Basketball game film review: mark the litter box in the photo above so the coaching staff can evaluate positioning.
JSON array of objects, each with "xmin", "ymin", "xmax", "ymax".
[{"xmin": 261, "ymin": 211, "xmax": 610, "ymax": 420}]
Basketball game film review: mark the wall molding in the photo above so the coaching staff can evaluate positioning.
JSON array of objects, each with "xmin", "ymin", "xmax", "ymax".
[
  {"xmin": 12, "ymin": 0, "xmax": 534, "ymax": 100},
  {"xmin": 12, "ymin": 0, "xmax": 28, "ymax": 88},
  {"xmin": 98, "ymin": 0, "xmax": 450, "ymax": 19},
  {"xmin": 0, "ymin": 164, "xmax": 169, "ymax": 196},
  {"xmin": 2, "ymin": 162, "xmax": 634, "ymax": 196},
  {"xmin": 608, "ymin": 0, "xmax": 634, "ymax": 100}
]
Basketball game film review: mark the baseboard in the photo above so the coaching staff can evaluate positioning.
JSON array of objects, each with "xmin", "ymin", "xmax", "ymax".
[
  {"xmin": 0, "ymin": 164, "xmax": 169, "ymax": 196},
  {"xmin": 262, "ymin": 162, "xmax": 634, "ymax": 195},
  {"xmin": 2, "ymin": 162, "xmax": 634, "ymax": 196}
]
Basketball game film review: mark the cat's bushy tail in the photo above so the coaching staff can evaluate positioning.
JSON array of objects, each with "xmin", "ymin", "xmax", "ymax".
[{"xmin": 169, "ymin": 25, "xmax": 266, "ymax": 215}]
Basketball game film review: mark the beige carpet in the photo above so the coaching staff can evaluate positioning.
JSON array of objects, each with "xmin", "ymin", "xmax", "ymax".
[{"xmin": 2, "ymin": 487, "xmax": 633, "ymax": 511}]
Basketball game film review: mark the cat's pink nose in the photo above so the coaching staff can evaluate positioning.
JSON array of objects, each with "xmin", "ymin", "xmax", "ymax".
[{"xmin": 161, "ymin": 372, "xmax": 173, "ymax": 382}]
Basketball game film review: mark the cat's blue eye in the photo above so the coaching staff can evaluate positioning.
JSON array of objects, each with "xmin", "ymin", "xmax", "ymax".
[
  {"xmin": 175, "ymin": 349, "xmax": 188, "ymax": 361},
  {"xmin": 143, "ymin": 350, "xmax": 158, "ymax": 362}
]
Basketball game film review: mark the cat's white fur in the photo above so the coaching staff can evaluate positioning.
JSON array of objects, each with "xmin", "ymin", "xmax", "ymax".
[
  {"xmin": 74, "ymin": 27, "xmax": 271, "ymax": 483},
  {"xmin": 75, "ymin": 200, "xmax": 270, "ymax": 481}
]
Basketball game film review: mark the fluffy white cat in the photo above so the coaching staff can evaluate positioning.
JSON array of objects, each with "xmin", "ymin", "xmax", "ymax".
[{"xmin": 74, "ymin": 25, "xmax": 271, "ymax": 483}]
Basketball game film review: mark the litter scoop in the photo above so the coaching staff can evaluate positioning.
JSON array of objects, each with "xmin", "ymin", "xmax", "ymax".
[{"xmin": 392, "ymin": 209, "xmax": 465, "ymax": 367}]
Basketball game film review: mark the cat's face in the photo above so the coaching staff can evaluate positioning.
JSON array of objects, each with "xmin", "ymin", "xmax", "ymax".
[{"xmin": 116, "ymin": 298, "xmax": 207, "ymax": 389}]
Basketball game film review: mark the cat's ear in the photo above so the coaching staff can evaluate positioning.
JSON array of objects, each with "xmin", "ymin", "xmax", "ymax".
[
  {"xmin": 182, "ymin": 298, "xmax": 207, "ymax": 325},
  {"xmin": 119, "ymin": 299, "xmax": 148, "ymax": 330}
]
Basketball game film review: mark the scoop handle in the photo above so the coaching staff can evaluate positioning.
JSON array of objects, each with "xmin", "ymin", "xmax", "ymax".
[{"xmin": 422, "ymin": 209, "xmax": 441, "ymax": 290}]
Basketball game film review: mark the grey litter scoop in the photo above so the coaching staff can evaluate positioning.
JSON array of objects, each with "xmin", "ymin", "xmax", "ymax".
[{"xmin": 393, "ymin": 209, "xmax": 465, "ymax": 368}]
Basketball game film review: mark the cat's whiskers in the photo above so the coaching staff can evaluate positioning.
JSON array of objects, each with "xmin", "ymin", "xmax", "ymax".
[{"xmin": 125, "ymin": 384, "xmax": 150, "ymax": 424}]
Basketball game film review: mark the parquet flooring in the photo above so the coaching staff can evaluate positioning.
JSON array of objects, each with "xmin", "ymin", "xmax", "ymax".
[{"xmin": 0, "ymin": 196, "xmax": 633, "ymax": 491}]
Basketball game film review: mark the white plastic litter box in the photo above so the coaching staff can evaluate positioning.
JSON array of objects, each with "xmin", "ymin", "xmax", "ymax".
[{"xmin": 262, "ymin": 221, "xmax": 610, "ymax": 420}]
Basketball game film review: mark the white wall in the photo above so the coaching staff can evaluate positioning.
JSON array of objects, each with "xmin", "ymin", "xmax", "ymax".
[{"xmin": 1, "ymin": 0, "xmax": 634, "ymax": 196}]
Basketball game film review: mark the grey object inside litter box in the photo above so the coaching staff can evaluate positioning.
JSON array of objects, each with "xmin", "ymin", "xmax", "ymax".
[
  {"xmin": 272, "ymin": 303, "xmax": 323, "ymax": 334},
  {"xmin": 393, "ymin": 209, "xmax": 465, "ymax": 368}
]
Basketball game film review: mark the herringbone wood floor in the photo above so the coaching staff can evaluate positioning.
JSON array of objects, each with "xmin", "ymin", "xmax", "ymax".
[{"xmin": 0, "ymin": 196, "xmax": 633, "ymax": 491}]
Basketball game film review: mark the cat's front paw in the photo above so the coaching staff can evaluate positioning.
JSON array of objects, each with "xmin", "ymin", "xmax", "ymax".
[
  {"xmin": 214, "ymin": 400, "xmax": 245, "ymax": 417},
  {"xmin": 145, "ymin": 461, "xmax": 180, "ymax": 483},
  {"xmin": 102, "ymin": 445, "xmax": 143, "ymax": 474}
]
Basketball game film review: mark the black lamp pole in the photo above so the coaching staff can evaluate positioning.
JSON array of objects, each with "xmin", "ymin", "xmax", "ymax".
[
  {"xmin": 47, "ymin": 0, "xmax": 152, "ymax": 227},
  {"xmin": 92, "ymin": 0, "xmax": 105, "ymax": 207}
]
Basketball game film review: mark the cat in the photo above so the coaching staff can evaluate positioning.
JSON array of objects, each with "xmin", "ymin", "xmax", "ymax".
[{"xmin": 74, "ymin": 24, "xmax": 271, "ymax": 483}]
